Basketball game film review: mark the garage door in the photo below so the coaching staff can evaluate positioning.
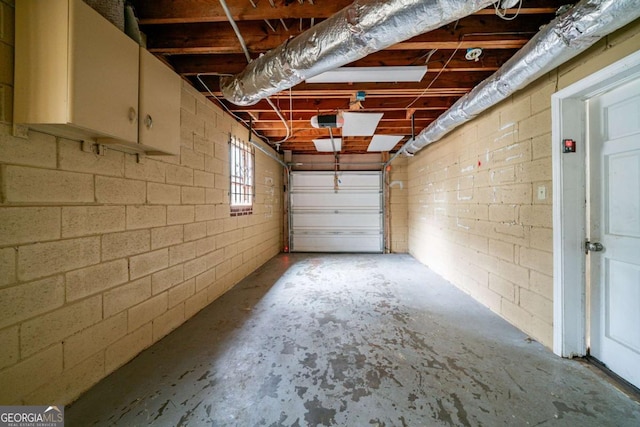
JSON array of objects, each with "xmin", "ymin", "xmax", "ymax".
[{"xmin": 289, "ymin": 171, "xmax": 383, "ymax": 253}]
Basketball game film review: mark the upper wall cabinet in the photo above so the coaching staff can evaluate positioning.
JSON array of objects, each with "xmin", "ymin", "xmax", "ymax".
[
  {"xmin": 14, "ymin": 0, "xmax": 180, "ymax": 155},
  {"xmin": 138, "ymin": 49, "xmax": 181, "ymax": 156}
]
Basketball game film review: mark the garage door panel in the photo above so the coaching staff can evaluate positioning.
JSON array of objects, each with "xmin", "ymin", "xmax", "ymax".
[
  {"xmin": 292, "ymin": 212, "xmax": 381, "ymax": 229},
  {"xmin": 291, "ymin": 173, "xmax": 380, "ymax": 190},
  {"xmin": 292, "ymin": 233, "xmax": 382, "ymax": 253},
  {"xmin": 291, "ymin": 192, "xmax": 381, "ymax": 209},
  {"xmin": 290, "ymin": 171, "xmax": 383, "ymax": 253}
]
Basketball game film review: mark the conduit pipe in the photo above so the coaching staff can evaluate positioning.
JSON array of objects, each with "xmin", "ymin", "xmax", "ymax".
[
  {"xmin": 220, "ymin": 0, "xmax": 496, "ymax": 106},
  {"xmin": 218, "ymin": 0, "xmax": 292, "ymax": 142},
  {"xmin": 399, "ymin": 0, "xmax": 640, "ymax": 157}
]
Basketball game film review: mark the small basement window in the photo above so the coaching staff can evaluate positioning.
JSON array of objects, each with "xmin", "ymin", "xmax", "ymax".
[{"xmin": 229, "ymin": 135, "xmax": 254, "ymax": 216}]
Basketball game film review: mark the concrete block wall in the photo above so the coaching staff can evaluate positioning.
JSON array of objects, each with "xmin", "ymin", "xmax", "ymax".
[
  {"xmin": 0, "ymin": 0, "xmax": 283, "ymax": 404},
  {"xmin": 406, "ymin": 19, "xmax": 640, "ymax": 349},
  {"xmin": 388, "ymin": 157, "xmax": 408, "ymax": 253}
]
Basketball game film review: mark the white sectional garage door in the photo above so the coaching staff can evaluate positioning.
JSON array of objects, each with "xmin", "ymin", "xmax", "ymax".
[{"xmin": 289, "ymin": 171, "xmax": 383, "ymax": 253}]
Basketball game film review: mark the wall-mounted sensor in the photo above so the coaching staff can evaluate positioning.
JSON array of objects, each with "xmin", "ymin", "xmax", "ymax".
[{"xmin": 563, "ymin": 138, "xmax": 576, "ymax": 153}]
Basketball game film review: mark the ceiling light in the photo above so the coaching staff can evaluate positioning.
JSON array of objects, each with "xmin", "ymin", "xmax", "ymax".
[
  {"xmin": 306, "ymin": 66, "xmax": 428, "ymax": 84},
  {"xmin": 367, "ymin": 135, "xmax": 404, "ymax": 152},
  {"xmin": 341, "ymin": 112, "xmax": 383, "ymax": 137},
  {"xmin": 465, "ymin": 48, "xmax": 483, "ymax": 62},
  {"xmin": 313, "ymin": 138, "xmax": 342, "ymax": 152}
]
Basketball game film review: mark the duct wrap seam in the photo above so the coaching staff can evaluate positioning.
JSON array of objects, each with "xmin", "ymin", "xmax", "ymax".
[
  {"xmin": 220, "ymin": 0, "xmax": 496, "ymax": 106},
  {"xmin": 403, "ymin": 0, "xmax": 640, "ymax": 155}
]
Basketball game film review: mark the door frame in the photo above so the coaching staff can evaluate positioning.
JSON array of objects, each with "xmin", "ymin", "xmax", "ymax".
[{"xmin": 552, "ymin": 50, "xmax": 640, "ymax": 358}]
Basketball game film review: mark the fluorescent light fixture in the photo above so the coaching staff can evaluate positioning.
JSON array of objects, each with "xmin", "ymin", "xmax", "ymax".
[
  {"xmin": 367, "ymin": 135, "xmax": 404, "ymax": 152},
  {"xmin": 342, "ymin": 112, "xmax": 383, "ymax": 136},
  {"xmin": 306, "ymin": 66, "xmax": 428, "ymax": 83},
  {"xmin": 313, "ymin": 138, "xmax": 342, "ymax": 152}
]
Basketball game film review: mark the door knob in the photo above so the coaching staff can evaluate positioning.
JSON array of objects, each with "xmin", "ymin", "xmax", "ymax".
[{"xmin": 585, "ymin": 240, "xmax": 604, "ymax": 254}]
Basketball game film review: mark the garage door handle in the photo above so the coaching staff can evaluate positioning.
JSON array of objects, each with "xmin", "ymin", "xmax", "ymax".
[{"xmin": 585, "ymin": 240, "xmax": 604, "ymax": 254}]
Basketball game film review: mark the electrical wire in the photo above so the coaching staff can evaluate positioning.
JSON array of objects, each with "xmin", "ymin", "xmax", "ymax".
[
  {"xmin": 218, "ymin": 0, "xmax": 291, "ymax": 145},
  {"xmin": 494, "ymin": 0, "xmax": 523, "ymax": 21},
  {"xmin": 266, "ymin": 98, "xmax": 292, "ymax": 143},
  {"xmin": 403, "ymin": 31, "xmax": 533, "ymax": 110},
  {"xmin": 289, "ymin": 88, "xmax": 293, "ymax": 131},
  {"xmin": 404, "ymin": 40, "xmax": 463, "ymax": 110},
  {"xmin": 196, "ymin": 73, "xmax": 270, "ymax": 146}
]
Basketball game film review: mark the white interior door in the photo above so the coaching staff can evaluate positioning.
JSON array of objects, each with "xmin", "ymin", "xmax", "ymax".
[
  {"xmin": 289, "ymin": 171, "xmax": 383, "ymax": 253},
  {"xmin": 588, "ymin": 77, "xmax": 640, "ymax": 389}
]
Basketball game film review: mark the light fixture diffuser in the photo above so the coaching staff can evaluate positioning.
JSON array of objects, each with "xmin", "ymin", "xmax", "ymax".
[
  {"xmin": 367, "ymin": 135, "xmax": 404, "ymax": 152},
  {"xmin": 342, "ymin": 112, "xmax": 384, "ymax": 137},
  {"xmin": 306, "ymin": 66, "xmax": 428, "ymax": 84},
  {"xmin": 313, "ymin": 138, "xmax": 342, "ymax": 152}
]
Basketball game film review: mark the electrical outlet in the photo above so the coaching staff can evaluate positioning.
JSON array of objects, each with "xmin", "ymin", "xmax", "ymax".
[{"xmin": 537, "ymin": 185, "xmax": 546, "ymax": 200}]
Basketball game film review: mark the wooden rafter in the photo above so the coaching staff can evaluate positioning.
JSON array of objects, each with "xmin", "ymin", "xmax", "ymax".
[{"xmin": 130, "ymin": 0, "xmax": 568, "ymax": 154}]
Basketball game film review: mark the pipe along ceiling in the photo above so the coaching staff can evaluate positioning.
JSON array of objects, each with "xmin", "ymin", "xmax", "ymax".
[
  {"xmin": 220, "ymin": 0, "xmax": 640, "ymax": 162},
  {"xmin": 220, "ymin": 0, "xmax": 497, "ymax": 106},
  {"xmin": 400, "ymin": 0, "xmax": 640, "ymax": 157}
]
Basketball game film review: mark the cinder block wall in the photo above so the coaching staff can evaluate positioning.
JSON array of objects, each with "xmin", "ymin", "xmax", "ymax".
[
  {"xmin": 407, "ymin": 20, "xmax": 640, "ymax": 349},
  {"xmin": 0, "ymin": 0, "xmax": 283, "ymax": 405},
  {"xmin": 389, "ymin": 157, "xmax": 408, "ymax": 253}
]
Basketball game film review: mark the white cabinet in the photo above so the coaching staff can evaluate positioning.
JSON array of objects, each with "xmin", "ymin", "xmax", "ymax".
[
  {"xmin": 138, "ymin": 49, "xmax": 181, "ymax": 155},
  {"xmin": 14, "ymin": 0, "xmax": 180, "ymax": 155}
]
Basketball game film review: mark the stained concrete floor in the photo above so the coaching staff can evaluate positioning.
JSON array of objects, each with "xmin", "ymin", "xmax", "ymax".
[{"xmin": 67, "ymin": 254, "xmax": 640, "ymax": 426}]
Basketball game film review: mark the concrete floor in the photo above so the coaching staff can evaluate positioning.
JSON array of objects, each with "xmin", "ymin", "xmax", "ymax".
[{"xmin": 67, "ymin": 254, "xmax": 640, "ymax": 426}]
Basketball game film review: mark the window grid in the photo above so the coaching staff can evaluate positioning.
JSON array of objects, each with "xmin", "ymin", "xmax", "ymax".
[{"xmin": 229, "ymin": 135, "xmax": 254, "ymax": 216}]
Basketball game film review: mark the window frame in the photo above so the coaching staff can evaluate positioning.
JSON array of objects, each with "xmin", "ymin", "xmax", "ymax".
[{"xmin": 229, "ymin": 135, "xmax": 255, "ymax": 216}]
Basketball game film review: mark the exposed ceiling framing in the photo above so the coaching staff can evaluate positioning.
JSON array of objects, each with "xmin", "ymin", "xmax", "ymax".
[{"xmin": 131, "ymin": 0, "xmax": 569, "ymax": 154}]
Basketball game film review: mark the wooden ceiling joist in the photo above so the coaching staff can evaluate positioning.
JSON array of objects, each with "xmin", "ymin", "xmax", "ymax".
[
  {"xmin": 132, "ymin": 0, "xmax": 561, "ymax": 25},
  {"xmin": 130, "ymin": 0, "xmax": 567, "ymax": 154}
]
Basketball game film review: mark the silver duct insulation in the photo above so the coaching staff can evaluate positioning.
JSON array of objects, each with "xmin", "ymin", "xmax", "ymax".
[
  {"xmin": 402, "ymin": 0, "xmax": 640, "ymax": 155},
  {"xmin": 220, "ymin": 0, "xmax": 496, "ymax": 106}
]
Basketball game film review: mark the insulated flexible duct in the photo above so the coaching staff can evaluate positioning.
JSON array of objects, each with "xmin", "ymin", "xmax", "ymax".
[
  {"xmin": 220, "ymin": 0, "xmax": 496, "ymax": 106},
  {"xmin": 401, "ymin": 0, "xmax": 640, "ymax": 156}
]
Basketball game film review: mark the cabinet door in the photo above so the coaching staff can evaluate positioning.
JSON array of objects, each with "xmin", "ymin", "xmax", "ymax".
[
  {"xmin": 138, "ymin": 49, "xmax": 181, "ymax": 155},
  {"xmin": 14, "ymin": 0, "xmax": 70, "ymax": 125},
  {"xmin": 68, "ymin": 0, "xmax": 139, "ymax": 143}
]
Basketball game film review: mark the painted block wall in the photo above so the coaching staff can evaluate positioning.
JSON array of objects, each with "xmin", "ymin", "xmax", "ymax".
[
  {"xmin": 389, "ymin": 157, "xmax": 408, "ymax": 253},
  {"xmin": 407, "ymin": 19, "xmax": 640, "ymax": 349},
  {"xmin": 0, "ymin": 0, "xmax": 283, "ymax": 405}
]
